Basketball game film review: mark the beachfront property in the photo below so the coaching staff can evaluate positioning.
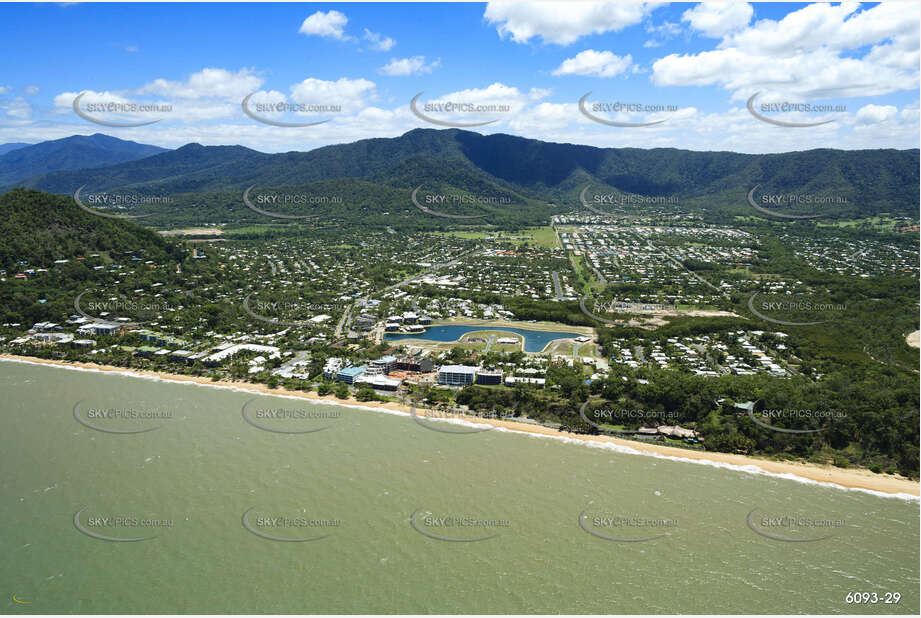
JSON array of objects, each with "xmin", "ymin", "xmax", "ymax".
[
  {"xmin": 437, "ymin": 364, "xmax": 478, "ymax": 386},
  {"xmin": 354, "ymin": 373, "xmax": 402, "ymax": 391},
  {"xmin": 323, "ymin": 357, "xmax": 344, "ymax": 379},
  {"xmin": 475, "ymin": 368, "xmax": 503, "ymax": 385},
  {"xmin": 367, "ymin": 355, "xmax": 397, "ymax": 375},
  {"xmin": 505, "ymin": 376, "xmax": 546, "ymax": 387},
  {"xmin": 76, "ymin": 322, "xmax": 122, "ymax": 336},
  {"xmin": 33, "ymin": 332, "xmax": 73, "ymax": 344},
  {"xmin": 394, "ymin": 355, "xmax": 435, "ymax": 373},
  {"xmin": 337, "ymin": 365, "xmax": 366, "ymax": 384},
  {"xmin": 203, "ymin": 343, "xmax": 281, "ymax": 366}
]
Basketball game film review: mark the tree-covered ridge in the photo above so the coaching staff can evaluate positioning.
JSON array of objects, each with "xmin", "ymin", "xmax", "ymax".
[
  {"xmin": 12, "ymin": 129, "xmax": 919, "ymax": 220},
  {"xmin": 0, "ymin": 189, "xmax": 180, "ymax": 272},
  {"xmin": 0, "ymin": 133, "xmax": 168, "ymax": 186}
]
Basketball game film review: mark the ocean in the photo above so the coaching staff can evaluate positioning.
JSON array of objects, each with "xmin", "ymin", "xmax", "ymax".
[{"xmin": 1, "ymin": 359, "xmax": 918, "ymax": 614}]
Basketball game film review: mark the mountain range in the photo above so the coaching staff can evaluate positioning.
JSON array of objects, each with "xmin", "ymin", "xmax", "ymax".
[
  {"xmin": 0, "ymin": 133, "xmax": 168, "ymax": 187},
  {"xmin": 3, "ymin": 129, "xmax": 918, "ymax": 222},
  {"xmin": 0, "ymin": 142, "xmax": 30, "ymax": 156}
]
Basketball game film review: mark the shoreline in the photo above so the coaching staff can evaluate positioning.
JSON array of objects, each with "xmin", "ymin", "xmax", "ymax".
[{"xmin": 2, "ymin": 353, "xmax": 918, "ymax": 498}]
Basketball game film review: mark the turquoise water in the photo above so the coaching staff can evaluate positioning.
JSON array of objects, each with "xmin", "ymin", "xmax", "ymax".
[
  {"xmin": 1, "ymin": 360, "xmax": 918, "ymax": 614},
  {"xmin": 384, "ymin": 325, "xmax": 583, "ymax": 352}
]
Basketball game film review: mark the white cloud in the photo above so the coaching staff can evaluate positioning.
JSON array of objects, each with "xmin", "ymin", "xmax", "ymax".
[
  {"xmin": 652, "ymin": 3, "xmax": 919, "ymax": 100},
  {"xmin": 484, "ymin": 1, "xmax": 659, "ymax": 45},
  {"xmin": 24, "ymin": 85, "xmax": 40, "ymax": 95},
  {"xmin": 363, "ymin": 28, "xmax": 395, "ymax": 51},
  {"xmin": 414, "ymin": 83, "xmax": 532, "ymax": 124},
  {"xmin": 552, "ymin": 50, "xmax": 632, "ymax": 78},
  {"xmin": 0, "ymin": 85, "xmax": 10, "ymax": 95},
  {"xmin": 137, "ymin": 68, "xmax": 263, "ymax": 100},
  {"xmin": 298, "ymin": 10, "xmax": 350, "ymax": 40},
  {"xmin": 528, "ymin": 87, "xmax": 552, "ymax": 100},
  {"xmin": 682, "ymin": 3, "xmax": 753, "ymax": 38},
  {"xmin": 1, "ymin": 96, "xmax": 32, "ymax": 120},
  {"xmin": 856, "ymin": 104, "xmax": 898, "ymax": 124},
  {"xmin": 720, "ymin": 2, "xmax": 915, "ymax": 57},
  {"xmin": 379, "ymin": 56, "xmax": 440, "ymax": 76},
  {"xmin": 289, "ymin": 77, "xmax": 377, "ymax": 113}
]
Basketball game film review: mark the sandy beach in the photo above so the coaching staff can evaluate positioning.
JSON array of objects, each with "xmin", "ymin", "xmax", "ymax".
[{"xmin": 2, "ymin": 353, "xmax": 918, "ymax": 497}]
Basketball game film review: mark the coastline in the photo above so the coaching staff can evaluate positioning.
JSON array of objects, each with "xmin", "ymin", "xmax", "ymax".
[{"xmin": 2, "ymin": 353, "xmax": 918, "ymax": 498}]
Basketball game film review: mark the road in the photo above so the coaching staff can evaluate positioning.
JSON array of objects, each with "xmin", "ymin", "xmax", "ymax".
[
  {"xmin": 693, "ymin": 343, "xmax": 728, "ymax": 374},
  {"xmin": 633, "ymin": 346, "xmax": 646, "ymax": 364},
  {"xmin": 629, "ymin": 229, "xmax": 725, "ymax": 295},
  {"xmin": 551, "ymin": 271, "xmax": 564, "ymax": 300}
]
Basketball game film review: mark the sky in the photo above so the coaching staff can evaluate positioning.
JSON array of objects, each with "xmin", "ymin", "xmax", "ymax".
[{"xmin": 0, "ymin": 1, "xmax": 918, "ymax": 153}]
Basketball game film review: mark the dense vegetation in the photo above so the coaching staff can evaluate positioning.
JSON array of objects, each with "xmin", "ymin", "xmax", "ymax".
[
  {"xmin": 12, "ymin": 129, "xmax": 919, "ymax": 224},
  {"xmin": 0, "ymin": 133, "xmax": 166, "ymax": 187},
  {"xmin": 0, "ymin": 189, "xmax": 180, "ymax": 273}
]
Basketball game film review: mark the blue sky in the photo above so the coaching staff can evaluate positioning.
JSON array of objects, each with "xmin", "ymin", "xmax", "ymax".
[{"xmin": 0, "ymin": 2, "xmax": 918, "ymax": 153}]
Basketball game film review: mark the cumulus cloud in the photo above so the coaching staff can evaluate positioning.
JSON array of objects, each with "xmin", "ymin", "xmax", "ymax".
[
  {"xmin": 363, "ymin": 28, "xmax": 395, "ymax": 51},
  {"xmin": 137, "ymin": 68, "xmax": 263, "ymax": 100},
  {"xmin": 1, "ymin": 97, "xmax": 32, "ymax": 120},
  {"xmin": 24, "ymin": 85, "xmax": 40, "ymax": 95},
  {"xmin": 484, "ymin": 1, "xmax": 658, "ymax": 45},
  {"xmin": 552, "ymin": 50, "xmax": 632, "ymax": 77},
  {"xmin": 855, "ymin": 104, "xmax": 899, "ymax": 124},
  {"xmin": 653, "ymin": 2, "xmax": 919, "ymax": 100},
  {"xmin": 379, "ymin": 56, "xmax": 439, "ymax": 76},
  {"xmin": 682, "ymin": 2, "xmax": 753, "ymax": 38},
  {"xmin": 298, "ymin": 10, "xmax": 350, "ymax": 40},
  {"xmin": 413, "ymin": 83, "xmax": 533, "ymax": 125},
  {"xmin": 289, "ymin": 77, "xmax": 376, "ymax": 113}
]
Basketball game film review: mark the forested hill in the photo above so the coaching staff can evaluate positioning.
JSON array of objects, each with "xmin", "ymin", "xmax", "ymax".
[
  {"xmin": 0, "ymin": 189, "xmax": 179, "ymax": 272},
  {"xmin": 0, "ymin": 133, "xmax": 168, "ymax": 187},
  {"xmin": 11, "ymin": 129, "xmax": 919, "ymax": 219}
]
